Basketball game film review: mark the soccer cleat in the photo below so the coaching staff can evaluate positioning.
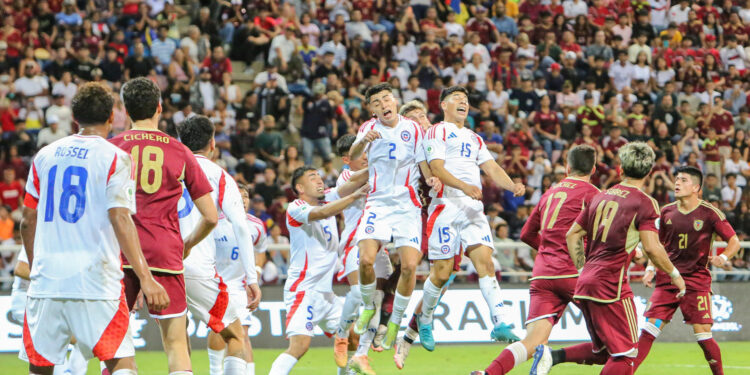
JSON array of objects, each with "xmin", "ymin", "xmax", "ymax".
[
  {"xmin": 417, "ymin": 317, "xmax": 435, "ymax": 352},
  {"xmin": 334, "ymin": 337, "xmax": 349, "ymax": 367},
  {"xmin": 382, "ymin": 321, "xmax": 399, "ymax": 350},
  {"xmin": 354, "ymin": 309, "xmax": 376, "ymax": 335},
  {"xmin": 349, "ymin": 355, "xmax": 376, "ymax": 375},
  {"xmin": 372, "ymin": 324, "xmax": 387, "ymax": 350},
  {"xmin": 530, "ymin": 344, "xmax": 553, "ymax": 375},
  {"xmin": 393, "ymin": 337, "xmax": 411, "ymax": 370},
  {"xmin": 490, "ymin": 322, "xmax": 520, "ymax": 343}
]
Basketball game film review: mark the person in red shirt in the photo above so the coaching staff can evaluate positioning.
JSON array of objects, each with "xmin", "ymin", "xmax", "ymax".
[
  {"xmin": 709, "ymin": 96, "xmax": 735, "ymax": 154},
  {"xmin": 111, "ymin": 78, "xmax": 217, "ymax": 374},
  {"xmin": 466, "ymin": 5, "xmax": 501, "ymax": 44},
  {"xmin": 201, "ymin": 45, "xmax": 233, "ymax": 84},
  {"xmin": 0, "ymin": 167, "xmax": 23, "ymax": 215},
  {"xmin": 0, "ymin": 16, "xmax": 23, "ymax": 59}
]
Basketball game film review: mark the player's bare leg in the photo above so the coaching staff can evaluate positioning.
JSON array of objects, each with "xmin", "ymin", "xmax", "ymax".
[
  {"xmin": 466, "ymin": 245, "xmax": 519, "ymax": 342},
  {"xmin": 269, "ymin": 335, "xmax": 311, "ymax": 375},
  {"xmin": 381, "ymin": 246, "xmax": 421, "ymax": 350},
  {"xmin": 157, "ymin": 315, "xmax": 192, "ymax": 374},
  {"xmin": 207, "ymin": 331, "xmax": 226, "ymax": 375},
  {"xmin": 476, "ymin": 319, "xmax": 554, "ymax": 375},
  {"xmin": 216, "ymin": 320, "xmax": 248, "ymax": 375},
  {"xmin": 354, "ymin": 239, "xmax": 382, "ymax": 335},
  {"xmin": 335, "ymin": 271, "xmax": 361, "ymax": 367}
]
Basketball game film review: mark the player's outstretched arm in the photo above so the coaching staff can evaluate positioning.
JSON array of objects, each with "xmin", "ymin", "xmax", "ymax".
[
  {"xmin": 109, "ymin": 207, "xmax": 170, "ymax": 311},
  {"xmin": 430, "ymin": 159, "xmax": 483, "ymax": 200},
  {"xmin": 640, "ymin": 230, "xmax": 686, "ymax": 297},
  {"xmin": 336, "ymin": 169, "xmax": 368, "ymax": 197},
  {"xmin": 309, "ymin": 184, "xmax": 370, "ymax": 222},
  {"xmin": 350, "ymin": 130, "xmax": 380, "ymax": 160},
  {"xmin": 480, "ymin": 160, "xmax": 525, "ymax": 197},
  {"xmin": 20, "ymin": 207, "xmax": 36, "ymax": 266},
  {"xmin": 710, "ymin": 234, "xmax": 740, "ymax": 269},
  {"xmin": 566, "ymin": 222, "xmax": 587, "ymax": 270},
  {"xmin": 182, "ymin": 193, "xmax": 219, "ymax": 259}
]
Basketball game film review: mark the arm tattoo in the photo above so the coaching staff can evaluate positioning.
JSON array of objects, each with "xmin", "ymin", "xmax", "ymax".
[{"xmin": 572, "ymin": 238, "xmax": 586, "ymax": 270}]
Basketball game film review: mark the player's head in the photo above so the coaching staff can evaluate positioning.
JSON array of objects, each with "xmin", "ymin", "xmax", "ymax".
[
  {"xmin": 618, "ymin": 142, "xmax": 655, "ymax": 179},
  {"xmin": 440, "ymin": 86, "xmax": 469, "ymax": 123},
  {"xmin": 71, "ymin": 82, "xmax": 114, "ymax": 129},
  {"xmin": 238, "ymin": 184, "xmax": 251, "ymax": 211},
  {"xmin": 566, "ymin": 145, "xmax": 597, "ymax": 177},
  {"xmin": 365, "ymin": 83, "xmax": 399, "ymax": 125},
  {"xmin": 399, "ymin": 100, "xmax": 431, "ymax": 130},
  {"xmin": 291, "ymin": 166, "xmax": 325, "ymax": 199},
  {"xmin": 178, "ymin": 115, "xmax": 215, "ymax": 153},
  {"xmin": 336, "ymin": 134, "xmax": 368, "ymax": 171},
  {"xmin": 674, "ymin": 166, "xmax": 703, "ymax": 199},
  {"xmin": 121, "ymin": 77, "xmax": 162, "ymax": 122}
]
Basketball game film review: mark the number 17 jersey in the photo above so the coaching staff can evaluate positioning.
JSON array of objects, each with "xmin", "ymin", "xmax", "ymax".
[{"xmin": 110, "ymin": 129, "xmax": 212, "ymax": 274}]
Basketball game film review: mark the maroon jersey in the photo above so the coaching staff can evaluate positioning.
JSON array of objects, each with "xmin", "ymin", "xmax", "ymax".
[
  {"xmin": 521, "ymin": 177, "xmax": 600, "ymax": 279},
  {"xmin": 534, "ymin": 110, "xmax": 559, "ymax": 135},
  {"xmin": 709, "ymin": 111, "xmax": 734, "ymax": 146},
  {"xmin": 574, "ymin": 183, "xmax": 660, "ymax": 303},
  {"xmin": 655, "ymin": 201, "xmax": 736, "ymax": 292},
  {"xmin": 110, "ymin": 129, "xmax": 212, "ymax": 273}
]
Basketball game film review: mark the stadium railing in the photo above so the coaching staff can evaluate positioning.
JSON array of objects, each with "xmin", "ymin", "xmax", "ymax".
[{"xmin": 1, "ymin": 241, "xmax": 748, "ymax": 283}]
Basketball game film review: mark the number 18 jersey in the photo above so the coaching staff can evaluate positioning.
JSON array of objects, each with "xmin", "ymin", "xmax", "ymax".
[{"xmin": 24, "ymin": 135, "xmax": 136, "ymax": 300}]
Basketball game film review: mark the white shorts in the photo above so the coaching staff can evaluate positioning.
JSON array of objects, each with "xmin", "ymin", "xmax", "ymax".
[
  {"xmin": 283, "ymin": 289, "xmax": 343, "ymax": 338},
  {"xmin": 227, "ymin": 285, "xmax": 253, "ymax": 326},
  {"xmin": 186, "ymin": 275, "xmax": 240, "ymax": 333},
  {"xmin": 19, "ymin": 295, "xmax": 134, "ymax": 366},
  {"xmin": 355, "ymin": 205, "xmax": 422, "ymax": 250},
  {"xmin": 9, "ymin": 288, "xmax": 26, "ymax": 323},
  {"xmin": 336, "ymin": 245, "xmax": 393, "ymax": 281},
  {"xmin": 426, "ymin": 197, "xmax": 493, "ymax": 260}
]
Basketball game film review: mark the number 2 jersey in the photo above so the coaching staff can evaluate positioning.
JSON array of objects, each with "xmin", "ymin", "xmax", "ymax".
[
  {"xmin": 655, "ymin": 201, "xmax": 735, "ymax": 292},
  {"xmin": 24, "ymin": 135, "xmax": 136, "ymax": 300},
  {"xmin": 110, "ymin": 129, "xmax": 212, "ymax": 274}
]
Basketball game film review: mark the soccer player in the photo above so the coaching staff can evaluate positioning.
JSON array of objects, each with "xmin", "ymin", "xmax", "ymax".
[
  {"xmin": 531, "ymin": 142, "xmax": 686, "ymax": 375},
  {"xmin": 635, "ymin": 166, "xmax": 740, "ymax": 374},
  {"xmin": 351, "ymin": 83, "xmax": 437, "ymax": 350},
  {"xmin": 268, "ymin": 166, "xmax": 369, "ymax": 375},
  {"xmin": 177, "ymin": 115, "xmax": 261, "ymax": 375},
  {"xmin": 417, "ymin": 86, "xmax": 525, "ymax": 350},
  {"xmin": 208, "ymin": 185, "xmax": 267, "ymax": 375},
  {"xmin": 20, "ymin": 82, "xmax": 169, "ymax": 375},
  {"xmin": 471, "ymin": 145, "xmax": 600, "ymax": 375},
  {"xmin": 111, "ymin": 77, "xmax": 216, "ymax": 375}
]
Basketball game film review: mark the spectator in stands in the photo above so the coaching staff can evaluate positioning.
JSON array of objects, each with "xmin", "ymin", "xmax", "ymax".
[
  {"xmin": 299, "ymin": 82, "xmax": 335, "ymax": 165},
  {"xmin": 36, "ymin": 115, "xmax": 66, "ymax": 148},
  {"xmin": 0, "ymin": 167, "xmax": 22, "ymax": 220},
  {"xmin": 124, "ymin": 41, "xmax": 156, "ymax": 79},
  {"xmin": 151, "ymin": 25, "xmax": 178, "ymax": 68},
  {"xmin": 255, "ymin": 115, "xmax": 284, "ymax": 165}
]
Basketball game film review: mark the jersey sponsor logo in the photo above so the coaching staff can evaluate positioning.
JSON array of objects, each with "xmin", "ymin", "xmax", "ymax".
[
  {"xmin": 694, "ymin": 219, "xmax": 704, "ymax": 231},
  {"xmin": 482, "ymin": 235, "xmax": 492, "ymax": 243},
  {"xmin": 401, "ymin": 130, "xmax": 411, "ymax": 142},
  {"xmin": 447, "ymin": 132, "xmax": 457, "ymax": 139},
  {"xmin": 441, "ymin": 245, "xmax": 451, "ymax": 254},
  {"xmin": 365, "ymin": 225, "xmax": 375, "ymax": 234},
  {"xmin": 410, "ymin": 237, "xmax": 420, "ymax": 244}
]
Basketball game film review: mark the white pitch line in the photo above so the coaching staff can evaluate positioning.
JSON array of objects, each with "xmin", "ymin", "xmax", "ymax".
[{"xmin": 659, "ymin": 364, "xmax": 750, "ymax": 369}]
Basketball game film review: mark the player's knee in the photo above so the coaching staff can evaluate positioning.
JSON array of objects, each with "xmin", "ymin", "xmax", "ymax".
[
  {"xmin": 432, "ymin": 261, "xmax": 453, "ymax": 284},
  {"xmin": 400, "ymin": 257, "xmax": 419, "ymax": 274},
  {"xmin": 359, "ymin": 252, "xmax": 376, "ymax": 269}
]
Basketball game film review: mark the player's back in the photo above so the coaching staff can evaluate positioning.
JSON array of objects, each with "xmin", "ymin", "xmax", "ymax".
[
  {"xmin": 215, "ymin": 213, "xmax": 267, "ymax": 287},
  {"xmin": 574, "ymin": 183, "xmax": 660, "ymax": 303},
  {"xmin": 530, "ymin": 177, "xmax": 599, "ymax": 279},
  {"xmin": 110, "ymin": 129, "xmax": 211, "ymax": 274},
  {"xmin": 26, "ymin": 135, "xmax": 135, "ymax": 299}
]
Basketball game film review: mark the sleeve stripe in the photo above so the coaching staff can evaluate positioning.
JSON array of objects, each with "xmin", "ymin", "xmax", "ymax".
[
  {"xmin": 31, "ymin": 162, "xmax": 40, "ymax": 196},
  {"xmin": 24, "ymin": 194, "xmax": 38, "ymax": 209},
  {"xmin": 218, "ymin": 172, "xmax": 227, "ymax": 210},
  {"xmin": 106, "ymin": 154, "xmax": 118, "ymax": 184},
  {"xmin": 701, "ymin": 201, "xmax": 726, "ymax": 220}
]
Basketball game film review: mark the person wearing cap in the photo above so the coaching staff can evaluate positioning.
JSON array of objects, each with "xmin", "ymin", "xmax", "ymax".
[
  {"xmin": 299, "ymin": 82, "xmax": 336, "ymax": 165},
  {"xmin": 36, "ymin": 114, "xmax": 68, "ymax": 148}
]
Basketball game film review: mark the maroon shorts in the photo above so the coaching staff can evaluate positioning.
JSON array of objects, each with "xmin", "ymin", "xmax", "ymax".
[
  {"xmin": 123, "ymin": 268, "xmax": 187, "ymax": 319},
  {"xmin": 578, "ymin": 297, "xmax": 639, "ymax": 356},
  {"xmin": 644, "ymin": 287, "xmax": 713, "ymax": 325},
  {"xmin": 526, "ymin": 277, "xmax": 577, "ymax": 325}
]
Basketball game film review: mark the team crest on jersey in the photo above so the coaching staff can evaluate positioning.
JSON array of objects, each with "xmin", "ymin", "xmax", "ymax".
[
  {"xmin": 694, "ymin": 220, "xmax": 704, "ymax": 231},
  {"xmin": 305, "ymin": 322, "xmax": 314, "ymax": 331},
  {"xmin": 401, "ymin": 130, "xmax": 411, "ymax": 142},
  {"xmin": 365, "ymin": 226, "xmax": 375, "ymax": 234},
  {"xmin": 441, "ymin": 245, "xmax": 451, "ymax": 254}
]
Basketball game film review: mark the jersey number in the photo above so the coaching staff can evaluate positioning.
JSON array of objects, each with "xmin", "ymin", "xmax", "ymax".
[
  {"xmin": 460, "ymin": 142, "xmax": 472, "ymax": 158},
  {"xmin": 697, "ymin": 295, "xmax": 709, "ymax": 312},
  {"xmin": 388, "ymin": 143, "xmax": 396, "ymax": 159},
  {"xmin": 366, "ymin": 212, "xmax": 376, "ymax": 226},
  {"xmin": 438, "ymin": 227, "xmax": 451, "ymax": 243},
  {"xmin": 231, "ymin": 246, "xmax": 239, "ymax": 260},
  {"xmin": 44, "ymin": 165, "xmax": 88, "ymax": 223},
  {"xmin": 323, "ymin": 225, "xmax": 332, "ymax": 242},
  {"xmin": 177, "ymin": 187, "xmax": 194, "ymax": 219},
  {"xmin": 678, "ymin": 233, "xmax": 688, "ymax": 249},
  {"xmin": 131, "ymin": 145, "xmax": 164, "ymax": 194},
  {"xmin": 591, "ymin": 200, "xmax": 619, "ymax": 243},
  {"xmin": 541, "ymin": 191, "xmax": 568, "ymax": 229}
]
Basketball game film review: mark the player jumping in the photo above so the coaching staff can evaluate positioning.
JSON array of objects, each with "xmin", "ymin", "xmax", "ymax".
[
  {"xmin": 177, "ymin": 115, "xmax": 262, "ymax": 375},
  {"xmin": 111, "ymin": 77, "xmax": 216, "ymax": 375},
  {"xmin": 531, "ymin": 142, "xmax": 686, "ymax": 375},
  {"xmin": 471, "ymin": 145, "xmax": 600, "ymax": 375},
  {"xmin": 635, "ymin": 166, "xmax": 740, "ymax": 375},
  {"xmin": 20, "ymin": 82, "xmax": 169, "ymax": 375},
  {"xmin": 268, "ymin": 167, "xmax": 369, "ymax": 375}
]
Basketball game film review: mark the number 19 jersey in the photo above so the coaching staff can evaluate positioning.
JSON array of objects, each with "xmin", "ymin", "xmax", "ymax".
[
  {"xmin": 24, "ymin": 135, "xmax": 136, "ymax": 300},
  {"xmin": 110, "ymin": 129, "xmax": 212, "ymax": 274}
]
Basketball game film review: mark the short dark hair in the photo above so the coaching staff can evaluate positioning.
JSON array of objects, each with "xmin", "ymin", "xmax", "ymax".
[
  {"xmin": 674, "ymin": 166, "xmax": 703, "ymax": 189},
  {"xmin": 291, "ymin": 166, "xmax": 317, "ymax": 195},
  {"xmin": 72, "ymin": 82, "xmax": 114, "ymax": 127},
  {"xmin": 121, "ymin": 77, "xmax": 161, "ymax": 121},
  {"xmin": 365, "ymin": 83, "xmax": 393, "ymax": 103},
  {"xmin": 178, "ymin": 115, "xmax": 215, "ymax": 152},
  {"xmin": 567, "ymin": 145, "xmax": 597, "ymax": 176},
  {"xmin": 440, "ymin": 85, "xmax": 469, "ymax": 103},
  {"xmin": 336, "ymin": 134, "xmax": 357, "ymax": 157}
]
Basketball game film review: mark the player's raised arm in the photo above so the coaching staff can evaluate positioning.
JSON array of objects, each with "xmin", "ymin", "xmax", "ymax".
[
  {"xmin": 350, "ymin": 126, "xmax": 380, "ymax": 160},
  {"xmin": 566, "ymin": 222, "xmax": 587, "ymax": 270},
  {"xmin": 308, "ymin": 184, "xmax": 370, "ymax": 222},
  {"xmin": 335, "ymin": 168, "xmax": 368, "ymax": 197},
  {"xmin": 480, "ymin": 160, "xmax": 525, "ymax": 197},
  {"xmin": 640, "ymin": 230, "xmax": 686, "ymax": 297}
]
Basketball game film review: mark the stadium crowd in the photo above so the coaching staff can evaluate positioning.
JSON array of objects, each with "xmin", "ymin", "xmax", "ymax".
[{"xmin": 1, "ymin": 0, "xmax": 750, "ymax": 284}]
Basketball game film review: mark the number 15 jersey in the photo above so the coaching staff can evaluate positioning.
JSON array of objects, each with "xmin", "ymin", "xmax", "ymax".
[{"xmin": 110, "ymin": 129, "xmax": 212, "ymax": 274}]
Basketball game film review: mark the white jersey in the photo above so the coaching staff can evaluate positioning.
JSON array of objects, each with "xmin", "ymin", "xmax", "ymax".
[
  {"xmin": 336, "ymin": 169, "xmax": 364, "ymax": 253},
  {"xmin": 179, "ymin": 155, "xmax": 256, "ymax": 284},
  {"xmin": 424, "ymin": 121, "xmax": 494, "ymax": 199},
  {"xmin": 355, "ymin": 115, "xmax": 424, "ymax": 208},
  {"xmin": 24, "ymin": 135, "xmax": 136, "ymax": 300},
  {"xmin": 285, "ymin": 189, "xmax": 341, "ymax": 293},
  {"xmin": 214, "ymin": 213, "xmax": 267, "ymax": 288}
]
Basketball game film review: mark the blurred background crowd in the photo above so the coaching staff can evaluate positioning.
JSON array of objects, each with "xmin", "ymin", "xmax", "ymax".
[{"xmin": 1, "ymin": 0, "xmax": 750, "ymax": 286}]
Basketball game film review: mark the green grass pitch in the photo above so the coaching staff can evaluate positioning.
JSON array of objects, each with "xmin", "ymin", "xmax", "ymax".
[{"xmin": 2, "ymin": 342, "xmax": 750, "ymax": 374}]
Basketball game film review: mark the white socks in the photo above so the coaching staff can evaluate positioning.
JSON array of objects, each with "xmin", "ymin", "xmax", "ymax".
[
  {"xmin": 419, "ymin": 277, "xmax": 442, "ymax": 325},
  {"xmin": 269, "ymin": 353, "xmax": 298, "ymax": 375},
  {"xmin": 390, "ymin": 291, "xmax": 411, "ymax": 325},
  {"xmin": 478, "ymin": 275, "xmax": 505, "ymax": 326},
  {"xmin": 359, "ymin": 281, "xmax": 376, "ymax": 309},
  {"xmin": 246, "ymin": 362, "xmax": 255, "ymax": 375},
  {"xmin": 642, "ymin": 321, "xmax": 661, "ymax": 339},
  {"xmin": 111, "ymin": 370, "xmax": 137, "ymax": 375},
  {"xmin": 695, "ymin": 332, "xmax": 713, "ymax": 341},
  {"xmin": 223, "ymin": 356, "xmax": 247, "ymax": 375},
  {"xmin": 337, "ymin": 285, "xmax": 363, "ymax": 338},
  {"xmin": 207, "ymin": 348, "xmax": 226, "ymax": 375},
  {"xmin": 507, "ymin": 341, "xmax": 529, "ymax": 366}
]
